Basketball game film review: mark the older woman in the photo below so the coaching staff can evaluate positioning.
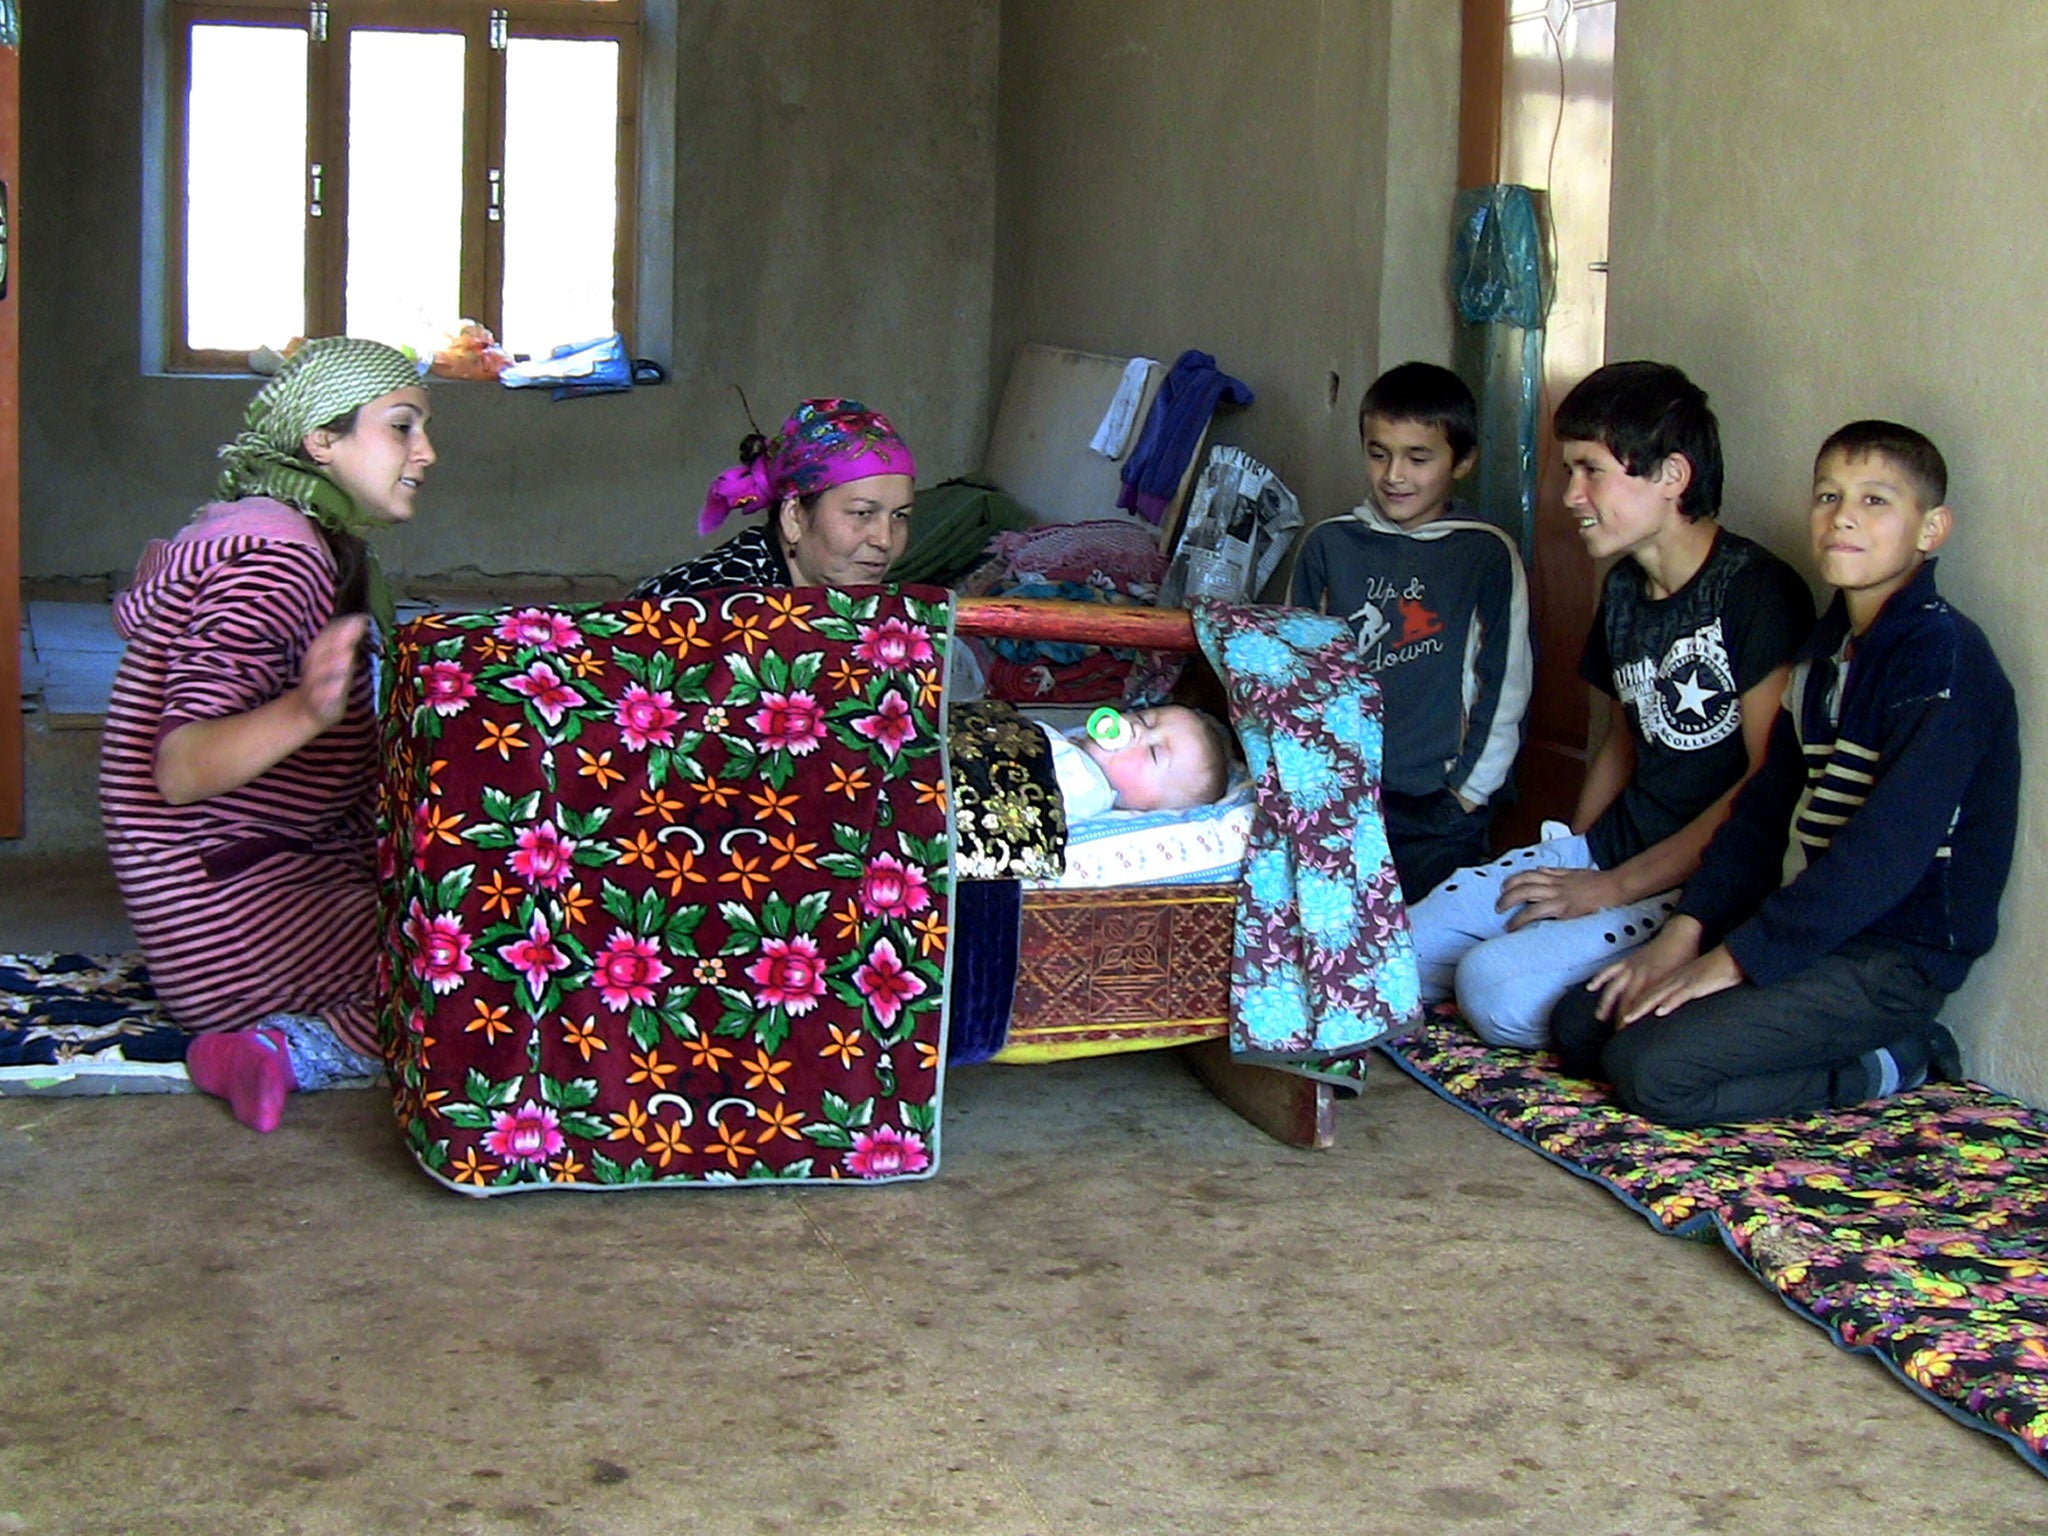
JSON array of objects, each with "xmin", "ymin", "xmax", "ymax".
[{"xmin": 632, "ymin": 397, "xmax": 917, "ymax": 598}]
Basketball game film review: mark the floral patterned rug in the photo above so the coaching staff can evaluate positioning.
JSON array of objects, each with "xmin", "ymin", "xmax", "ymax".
[{"xmin": 1380, "ymin": 1014, "xmax": 2048, "ymax": 1477}]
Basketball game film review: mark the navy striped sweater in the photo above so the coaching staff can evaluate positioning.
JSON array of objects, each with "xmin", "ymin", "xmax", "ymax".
[{"xmin": 1677, "ymin": 559, "xmax": 2019, "ymax": 991}]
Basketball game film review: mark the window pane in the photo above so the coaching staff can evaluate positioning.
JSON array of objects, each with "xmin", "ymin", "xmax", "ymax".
[
  {"xmin": 501, "ymin": 37, "xmax": 621, "ymax": 357},
  {"xmin": 186, "ymin": 24, "xmax": 307, "ymax": 353},
  {"xmin": 346, "ymin": 29, "xmax": 466, "ymax": 351}
]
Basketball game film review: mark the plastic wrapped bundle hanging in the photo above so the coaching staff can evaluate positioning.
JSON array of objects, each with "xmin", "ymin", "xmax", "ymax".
[
  {"xmin": 1159, "ymin": 446, "xmax": 1302, "ymax": 608},
  {"xmin": 1451, "ymin": 185, "xmax": 1553, "ymax": 562}
]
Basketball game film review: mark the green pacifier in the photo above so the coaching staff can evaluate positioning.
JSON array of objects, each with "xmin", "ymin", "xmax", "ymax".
[{"xmin": 1087, "ymin": 706, "xmax": 1135, "ymax": 751}]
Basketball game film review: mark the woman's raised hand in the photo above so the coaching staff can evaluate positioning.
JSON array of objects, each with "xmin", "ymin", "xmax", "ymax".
[{"xmin": 295, "ymin": 614, "xmax": 371, "ymax": 730}]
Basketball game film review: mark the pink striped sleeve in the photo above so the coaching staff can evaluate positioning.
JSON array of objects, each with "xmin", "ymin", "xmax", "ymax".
[{"xmin": 160, "ymin": 544, "xmax": 334, "ymax": 729}]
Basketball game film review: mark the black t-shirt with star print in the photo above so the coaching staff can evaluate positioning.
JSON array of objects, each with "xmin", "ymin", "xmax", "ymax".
[{"xmin": 1578, "ymin": 528, "xmax": 1814, "ymax": 870}]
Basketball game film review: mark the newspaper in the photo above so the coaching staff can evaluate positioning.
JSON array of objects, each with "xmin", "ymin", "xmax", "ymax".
[{"xmin": 1159, "ymin": 446, "xmax": 1303, "ymax": 607}]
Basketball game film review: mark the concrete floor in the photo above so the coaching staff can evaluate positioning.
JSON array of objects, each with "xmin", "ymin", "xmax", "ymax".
[{"xmin": 1, "ymin": 849, "xmax": 2043, "ymax": 1535}]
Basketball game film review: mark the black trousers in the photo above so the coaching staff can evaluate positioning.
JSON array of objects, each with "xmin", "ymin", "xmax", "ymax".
[
  {"xmin": 1384, "ymin": 788, "xmax": 1494, "ymax": 904},
  {"xmin": 1549, "ymin": 936, "xmax": 1948, "ymax": 1128}
]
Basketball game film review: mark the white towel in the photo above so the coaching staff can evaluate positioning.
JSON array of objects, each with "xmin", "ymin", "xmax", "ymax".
[{"xmin": 1089, "ymin": 356, "xmax": 1157, "ymax": 459}]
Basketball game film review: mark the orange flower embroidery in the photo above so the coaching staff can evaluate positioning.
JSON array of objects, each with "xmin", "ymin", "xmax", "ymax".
[
  {"xmin": 608, "ymin": 1099, "xmax": 652, "ymax": 1144},
  {"xmin": 616, "ymin": 829, "xmax": 662, "ymax": 869},
  {"xmin": 821, "ymin": 1024, "xmax": 866, "ymax": 1067},
  {"xmin": 421, "ymin": 804, "xmax": 466, "ymax": 844},
  {"xmin": 692, "ymin": 776, "xmax": 741, "ymax": 811},
  {"xmin": 657, "ymin": 847, "xmax": 708, "ymax": 897},
  {"xmin": 466, "ymin": 1000, "xmax": 514, "ymax": 1044},
  {"xmin": 562, "ymin": 1014, "xmax": 608, "ymax": 1061},
  {"xmin": 749, "ymin": 783, "xmax": 801, "ymax": 825},
  {"xmin": 628, "ymin": 1048, "xmax": 680, "ymax": 1090},
  {"xmin": 558, "ymin": 882, "xmax": 594, "ymax": 929},
  {"xmin": 681, "ymin": 1032, "xmax": 735, "ymax": 1072},
  {"xmin": 741, "ymin": 1048, "xmax": 791, "ymax": 1095},
  {"xmin": 910, "ymin": 910, "xmax": 948, "ymax": 958},
  {"xmin": 706, "ymin": 1120, "xmax": 755, "ymax": 1170},
  {"xmin": 645, "ymin": 1120, "xmax": 694, "ymax": 1169},
  {"xmin": 477, "ymin": 718, "xmax": 528, "ymax": 759},
  {"xmin": 622, "ymin": 601, "xmax": 666, "ymax": 637},
  {"xmin": 766, "ymin": 831, "xmax": 818, "ymax": 871},
  {"xmin": 826, "ymin": 762, "xmax": 873, "ymax": 800},
  {"xmin": 719, "ymin": 851, "xmax": 769, "ymax": 901},
  {"xmin": 755, "ymin": 1103, "xmax": 804, "ymax": 1143},
  {"xmin": 577, "ymin": 747, "xmax": 624, "ymax": 789},
  {"xmin": 762, "ymin": 591, "xmax": 815, "ymax": 631},
  {"xmin": 638, "ymin": 786, "xmax": 687, "ymax": 820},
  {"xmin": 478, "ymin": 868, "xmax": 524, "ymax": 919}
]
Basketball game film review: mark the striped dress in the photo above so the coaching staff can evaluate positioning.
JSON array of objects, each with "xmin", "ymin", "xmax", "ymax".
[{"xmin": 99, "ymin": 498, "xmax": 382, "ymax": 1055}]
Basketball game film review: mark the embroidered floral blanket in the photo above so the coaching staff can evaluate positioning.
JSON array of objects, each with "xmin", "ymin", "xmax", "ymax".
[
  {"xmin": 1191, "ymin": 602, "xmax": 1419, "ymax": 1080},
  {"xmin": 1382, "ymin": 1015, "xmax": 2048, "ymax": 1477},
  {"xmin": 379, "ymin": 589, "xmax": 952, "ymax": 1194}
]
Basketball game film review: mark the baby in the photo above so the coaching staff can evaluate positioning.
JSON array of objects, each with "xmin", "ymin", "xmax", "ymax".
[{"xmin": 1038, "ymin": 704, "xmax": 1234, "ymax": 821}]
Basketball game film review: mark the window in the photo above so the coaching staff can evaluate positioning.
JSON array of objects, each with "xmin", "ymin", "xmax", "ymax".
[{"xmin": 166, "ymin": 0, "xmax": 640, "ymax": 371}]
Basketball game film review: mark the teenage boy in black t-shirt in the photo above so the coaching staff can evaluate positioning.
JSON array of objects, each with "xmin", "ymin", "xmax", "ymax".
[{"xmin": 1406, "ymin": 361, "xmax": 1813, "ymax": 1048}]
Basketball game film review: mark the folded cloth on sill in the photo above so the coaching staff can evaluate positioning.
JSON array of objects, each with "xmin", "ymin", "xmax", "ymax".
[
  {"xmin": 1191, "ymin": 601, "xmax": 1418, "ymax": 1079},
  {"xmin": 1380, "ymin": 1013, "xmax": 2048, "ymax": 1480}
]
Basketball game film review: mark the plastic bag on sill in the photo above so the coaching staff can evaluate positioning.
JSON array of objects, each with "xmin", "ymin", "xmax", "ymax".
[{"xmin": 498, "ymin": 332, "xmax": 633, "ymax": 397}]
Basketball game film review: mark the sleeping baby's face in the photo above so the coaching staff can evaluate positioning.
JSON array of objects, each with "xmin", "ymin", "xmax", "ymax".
[{"xmin": 1081, "ymin": 705, "xmax": 1217, "ymax": 812}]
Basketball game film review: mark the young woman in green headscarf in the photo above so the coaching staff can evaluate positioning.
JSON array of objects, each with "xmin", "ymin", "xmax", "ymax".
[{"xmin": 99, "ymin": 337, "xmax": 435, "ymax": 1133}]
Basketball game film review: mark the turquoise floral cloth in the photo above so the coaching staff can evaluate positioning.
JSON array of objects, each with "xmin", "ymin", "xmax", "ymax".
[{"xmin": 1191, "ymin": 602, "xmax": 1420, "ymax": 1074}]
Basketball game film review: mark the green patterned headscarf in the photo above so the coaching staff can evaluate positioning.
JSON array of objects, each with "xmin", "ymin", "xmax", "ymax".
[{"xmin": 215, "ymin": 335, "xmax": 425, "ymax": 638}]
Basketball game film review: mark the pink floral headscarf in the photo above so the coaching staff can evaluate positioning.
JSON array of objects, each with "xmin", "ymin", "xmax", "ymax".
[{"xmin": 699, "ymin": 397, "xmax": 917, "ymax": 536}]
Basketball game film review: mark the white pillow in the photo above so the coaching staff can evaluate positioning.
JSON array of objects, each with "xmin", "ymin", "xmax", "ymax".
[{"xmin": 1028, "ymin": 775, "xmax": 1254, "ymax": 890}]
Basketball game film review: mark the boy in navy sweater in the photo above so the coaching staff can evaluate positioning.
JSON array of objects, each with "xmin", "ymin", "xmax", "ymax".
[
  {"xmin": 1291, "ymin": 362, "xmax": 1531, "ymax": 899},
  {"xmin": 1552, "ymin": 421, "xmax": 2020, "ymax": 1127}
]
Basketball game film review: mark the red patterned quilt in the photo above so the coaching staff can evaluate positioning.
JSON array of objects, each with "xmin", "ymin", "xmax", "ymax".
[{"xmin": 378, "ymin": 589, "xmax": 952, "ymax": 1194}]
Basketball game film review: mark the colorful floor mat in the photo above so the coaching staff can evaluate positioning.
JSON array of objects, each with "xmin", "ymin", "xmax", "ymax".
[
  {"xmin": 0, "ymin": 952, "xmax": 191, "ymax": 1094},
  {"xmin": 1380, "ymin": 1014, "xmax": 2048, "ymax": 1477}
]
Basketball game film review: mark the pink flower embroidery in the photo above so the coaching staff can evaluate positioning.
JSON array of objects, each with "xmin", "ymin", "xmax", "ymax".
[
  {"xmin": 854, "ymin": 617, "xmax": 935, "ymax": 672},
  {"xmin": 613, "ymin": 684, "xmax": 682, "ymax": 751},
  {"xmin": 504, "ymin": 660, "xmax": 582, "ymax": 726},
  {"xmin": 592, "ymin": 931, "xmax": 672, "ymax": 1012},
  {"xmin": 494, "ymin": 607, "xmax": 584, "ymax": 652},
  {"xmin": 404, "ymin": 901, "xmax": 473, "ymax": 995},
  {"xmin": 509, "ymin": 822, "xmax": 577, "ymax": 891},
  {"xmin": 845, "ymin": 1124, "xmax": 931, "ymax": 1179},
  {"xmin": 858, "ymin": 853, "xmax": 932, "ymax": 919},
  {"xmin": 744, "ymin": 934, "xmax": 828, "ymax": 1016},
  {"xmin": 746, "ymin": 691, "xmax": 827, "ymax": 756},
  {"xmin": 849, "ymin": 689, "xmax": 916, "ymax": 759},
  {"xmin": 852, "ymin": 936, "xmax": 927, "ymax": 1031},
  {"xmin": 483, "ymin": 1101, "xmax": 565, "ymax": 1165},
  {"xmin": 500, "ymin": 911, "xmax": 573, "ymax": 995},
  {"xmin": 417, "ymin": 660, "xmax": 477, "ymax": 717}
]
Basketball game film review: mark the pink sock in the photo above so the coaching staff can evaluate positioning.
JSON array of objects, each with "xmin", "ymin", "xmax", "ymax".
[{"xmin": 185, "ymin": 1027, "xmax": 298, "ymax": 1134}]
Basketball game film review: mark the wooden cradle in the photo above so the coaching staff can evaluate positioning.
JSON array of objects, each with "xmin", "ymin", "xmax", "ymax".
[{"xmin": 955, "ymin": 596, "xmax": 1337, "ymax": 1149}]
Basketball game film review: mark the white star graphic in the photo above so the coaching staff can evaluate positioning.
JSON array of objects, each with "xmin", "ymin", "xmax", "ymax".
[{"xmin": 1669, "ymin": 666, "xmax": 1718, "ymax": 720}]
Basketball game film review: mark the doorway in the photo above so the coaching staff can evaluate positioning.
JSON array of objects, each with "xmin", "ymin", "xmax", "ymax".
[{"xmin": 1461, "ymin": 0, "xmax": 1615, "ymax": 842}]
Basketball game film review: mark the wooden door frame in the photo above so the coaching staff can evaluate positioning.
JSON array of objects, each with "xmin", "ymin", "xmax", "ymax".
[{"xmin": 0, "ymin": 14, "xmax": 22, "ymax": 839}]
